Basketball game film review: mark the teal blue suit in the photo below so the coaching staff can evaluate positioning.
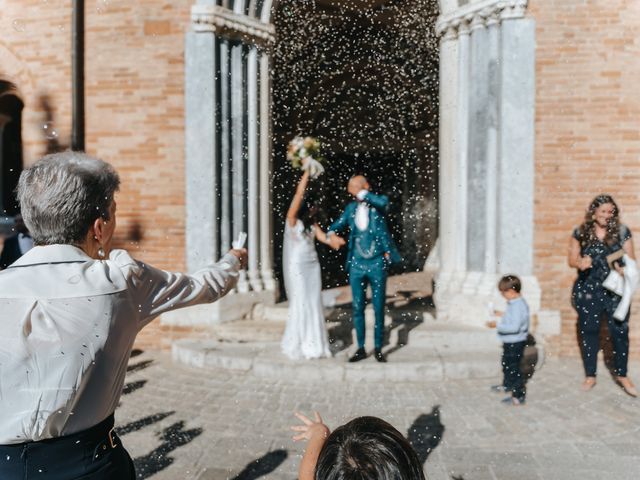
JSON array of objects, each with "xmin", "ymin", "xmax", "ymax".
[{"xmin": 328, "ymin": 191, "xmax": 401, "ymax": 350}]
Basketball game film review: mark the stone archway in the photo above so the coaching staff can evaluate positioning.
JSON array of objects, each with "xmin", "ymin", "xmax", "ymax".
[
  {"xmin": 271, "ymin": 0, "xmax": 440, "ymax": 290},
  {"xmin": 180, "ymin": 0, "xmax": 540, "ymax": 325}
]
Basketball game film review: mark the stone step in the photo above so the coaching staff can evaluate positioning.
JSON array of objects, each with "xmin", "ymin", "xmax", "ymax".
[{"xmin": 172, "ymin": 339, "xmax": 501, "ymax": 382}]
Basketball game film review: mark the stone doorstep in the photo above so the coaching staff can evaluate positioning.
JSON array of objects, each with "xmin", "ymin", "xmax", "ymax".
[{"xmin": 171, "ymin": 336, "xmax": 502, "ymax": 383}]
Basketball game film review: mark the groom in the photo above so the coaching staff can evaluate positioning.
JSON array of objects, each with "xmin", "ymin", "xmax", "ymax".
[{"xmin": 327, "ymin": 175, "xmax": 401, "ymax": 362}]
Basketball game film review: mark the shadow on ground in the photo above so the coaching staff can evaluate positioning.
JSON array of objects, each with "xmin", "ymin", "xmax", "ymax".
[
  {"xmin": 408, "ymin": 405, "xmax": 445, "ymax": 465},
  {"xmin": 230, "ymin": 450, "xmax": 289, "ymax": 480},
  {"xmin": 118, "ymin": 350, "xmax": 205, "ymax": 479},
  {"xmin": 326, "ymin": 291, "xmax": 435, "ymax": 358}
]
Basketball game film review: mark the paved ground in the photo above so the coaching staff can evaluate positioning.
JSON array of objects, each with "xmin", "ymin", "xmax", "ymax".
[{"xmin": 117, "ymin": 350, "xmax": 640, "ymax": 480}]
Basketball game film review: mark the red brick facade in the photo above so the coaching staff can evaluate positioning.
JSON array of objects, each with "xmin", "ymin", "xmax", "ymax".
[
  {"xmin": 531, "ymin": 0, "xmax": 640, "ymax": 356},
  {"xmin": 2, "ymin": 1, "xmax": 639, "ymax": 355}
]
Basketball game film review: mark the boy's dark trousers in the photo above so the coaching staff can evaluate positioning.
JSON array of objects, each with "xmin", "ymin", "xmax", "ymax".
[{"xmin": 502, "ymin": 340, "xmax": 526, "ymax": 399}]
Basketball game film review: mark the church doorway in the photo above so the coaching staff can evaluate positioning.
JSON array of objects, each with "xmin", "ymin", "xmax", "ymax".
[{"xmin": 271, "ymin": 0, "xmax": 440, "ymax": 292}]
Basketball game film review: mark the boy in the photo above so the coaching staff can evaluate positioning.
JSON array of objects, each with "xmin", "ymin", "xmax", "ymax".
[{"xmin": 486, "ymin": 275, "xmax": 530, "ymax": 406}]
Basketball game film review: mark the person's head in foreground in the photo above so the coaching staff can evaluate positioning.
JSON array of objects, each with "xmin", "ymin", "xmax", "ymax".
[
  {"xmin": 316, "ymin": 416, "xmax": 425, "ymax": 480},
  {"xmin": 17, "ymin": 150, "xmax": 120, "ymax": 258},
  {"xmin": 498, "ymin": 274, "xmax": 521, "ymax": 300}
]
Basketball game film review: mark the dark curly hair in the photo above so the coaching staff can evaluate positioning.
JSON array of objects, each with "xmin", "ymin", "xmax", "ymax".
[
  {"xmin": 298, "ymin": 179, "xmax": 326, "ymax": 231},
  {"xmin": 576, "ymin": 194, "xmax": 620, "ymax": 248},
  {"xmin": 315, "ymin": 416, "xmax": 425, "ymax": 480}
]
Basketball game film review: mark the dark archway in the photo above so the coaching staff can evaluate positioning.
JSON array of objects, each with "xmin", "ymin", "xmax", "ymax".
[
  {"xmin": 272, "ymin": 0, "xmax": 440, "ymax": 292},
  {"xmin": 0, "ymin": 80, "xmax": 24, "ymax": 217}
]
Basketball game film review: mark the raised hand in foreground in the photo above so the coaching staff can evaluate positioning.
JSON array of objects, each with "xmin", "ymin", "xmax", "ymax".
[{"xmin": 291, "ymin": 411, "xmax": 330, "ymax": 480}]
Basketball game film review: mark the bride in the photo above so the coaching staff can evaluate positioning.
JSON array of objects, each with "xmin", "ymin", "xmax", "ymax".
[{"xmin": 281, "ymin": 169, "xmax": 344, "ymax": 360}]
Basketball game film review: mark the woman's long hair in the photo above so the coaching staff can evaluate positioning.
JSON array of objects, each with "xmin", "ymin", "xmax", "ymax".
[
  {"xmin": 315, "ymin": 416, "xmax": 425, "ymax": 480},
  {"xmin": 298, "ymin": 178, "xmax": 326, "ymax": 231},
  {"xmin": 576, "ymin": 194, "xmax": 620, "ymax": 248}
]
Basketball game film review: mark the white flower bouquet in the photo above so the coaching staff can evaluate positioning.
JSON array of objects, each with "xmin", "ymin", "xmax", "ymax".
[{"xmin": 287, "ymin": 136, "xmax": 325, "ymax": 179}]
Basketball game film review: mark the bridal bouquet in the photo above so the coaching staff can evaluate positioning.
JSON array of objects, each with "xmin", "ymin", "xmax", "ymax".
[{"xmin": 287, "ymin": 136, "xmax": 325, "ymax": 179}]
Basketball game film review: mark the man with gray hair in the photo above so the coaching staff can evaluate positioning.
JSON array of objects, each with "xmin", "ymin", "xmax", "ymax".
[{"xmin": 0, "ymin": 151, "xmax": 247, "ymax": 479}]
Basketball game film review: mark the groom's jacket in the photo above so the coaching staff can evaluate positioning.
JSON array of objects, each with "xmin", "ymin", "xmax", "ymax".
[{"xmin": 327, "ymin": 191, "xmax": 402, "ymax": 271}]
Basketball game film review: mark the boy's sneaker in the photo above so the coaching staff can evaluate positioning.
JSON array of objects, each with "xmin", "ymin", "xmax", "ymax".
[
  {"xmin": 490, "ymin": 385, "xmax": 508, "ymax": 393},
  {"xmin": 501, "ymin": 396, "xmax": 525, "ymax": 406}
]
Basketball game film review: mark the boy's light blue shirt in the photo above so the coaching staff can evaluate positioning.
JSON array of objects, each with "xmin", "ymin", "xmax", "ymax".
[{"xmin": 497, "ymin": 296, "xmax": 529, "ymax": 343}]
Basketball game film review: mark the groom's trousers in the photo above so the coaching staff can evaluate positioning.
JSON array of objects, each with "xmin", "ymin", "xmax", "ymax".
[{"xmin": 349, "ymin": 256, "xmax": 387, "ymax": 350}]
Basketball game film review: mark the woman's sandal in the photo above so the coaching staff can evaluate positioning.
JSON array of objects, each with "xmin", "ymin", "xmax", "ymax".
[
  {"xmin": 581, "ymin": 377, "xmax": 596, "ymax": 392},
  {"xmin": 616, "ymin": 376, "xmax": 638, "ymax": 398}
]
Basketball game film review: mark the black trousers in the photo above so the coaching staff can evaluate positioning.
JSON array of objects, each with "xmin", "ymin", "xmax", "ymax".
[
  {"xmin": 502, "ymin": 341, "xmax": 526, "ymax": 399},
  {"xmin": 0, "ymin": 415, "xmax": 135, "ymax": 480},
  {"xmin": 577, "ymin": 304, "xmax": 630, "ymax": 377}
]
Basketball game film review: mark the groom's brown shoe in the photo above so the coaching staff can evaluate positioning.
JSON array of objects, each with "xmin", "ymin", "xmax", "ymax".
[{"xmin": 349, "ymin": 348, "xmax": 367, "ymax": 363}]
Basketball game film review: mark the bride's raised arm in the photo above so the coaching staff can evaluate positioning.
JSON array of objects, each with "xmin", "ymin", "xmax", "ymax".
[{"xmin": 286, "ymin": 170, "xmax": 311, "ymax": 227}]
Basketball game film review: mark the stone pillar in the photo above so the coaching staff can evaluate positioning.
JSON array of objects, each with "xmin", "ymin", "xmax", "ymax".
[
  {"xmin": 497, "ymin": 17, "xmax": 535, "ymax": 276},
  {"xmin": 435, "ymin": 25, "xmax": 459, "ymax": 295},
  {"xmin": 219, "ymin": 39, "xmax": 232, "ymax": 253},
  {"xmin": 259, "ymin": 52, "xmax": 276, "ymax": 291},
  {"xmin": 453, "ymin": 18, "xmax": 471, "ymax": 283},
  {"xmin": 427, "ymin": 25, "xmax": 460, "ymax": 309},
  {"xmin": 466, "ymin": 15, "xmax": 489, "ymax": 273},
  {"xmin": 434, "ymin": 0, "xmax": 541, "ymax": 327},
  {"xmin": 483, "ymin": 13, "xmax": 500, "ymax": 276},
  {"xmin": 247, "ymin": 46, "xmax": 263, "ymax": 291},
  {"xmin": 185, "ymin": 29, "xmax": 218, "ymax": 271},
  {"xmin": 230, "ymin": 40, "xmax": 249, "ymax": 293}
]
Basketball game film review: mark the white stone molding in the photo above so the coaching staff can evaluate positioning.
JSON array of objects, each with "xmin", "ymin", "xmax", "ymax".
[
  {"xmin": 259, "ymin": 53, "xmax": 276, "ymax": 291},
  {"xmin": 435, "ymin": 0, "xmax": 528, "ymax": 37},
  {"xmin": 191, "ymin": 4, "xmax": 276, "ymax": 45},
  {"xmin": 247, "ymin": 47, "xmax": 263, "ymax": 292}
]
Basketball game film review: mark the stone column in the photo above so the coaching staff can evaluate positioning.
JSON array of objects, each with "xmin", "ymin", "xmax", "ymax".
[
  {"xmin": 259, "ymin": 52, "xmax": 276, "ymax": 291},
  {"xmin": 185, "ymin": 29, "xmax": 218, "ymax": 271},
  {"xmin": 247, "ymin": 46, "xmax": 263, "ymax": 291},
  {"xmin": 497, "ymin": 17, "xmax": 535, "ymax": 276},
  {"xmin": 465, "ymin": 15, "xmax": 489, "ymax": 273},
  {"xmin": 453, "ymin": 18, "xmax": 471, "ymax": 285},
  {"xmin": 483, "ymin": 13, "xmax": 500, "ymax": 278},
  {"xmin": 435, "ymin": 25, "xmax": 459, "ymax": 298},
  {"xmin": 219, "ymin": 39, "xmax": 232, "ymax": 254},
  {"xmin": 230, "ymin": 40, "xmax": 249, "ymax": 292}
]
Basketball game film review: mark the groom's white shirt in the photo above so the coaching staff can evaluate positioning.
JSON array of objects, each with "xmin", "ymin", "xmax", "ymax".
[{"xmin": 355, "ymin": 190, "xmax": 369, "ymax": 231}]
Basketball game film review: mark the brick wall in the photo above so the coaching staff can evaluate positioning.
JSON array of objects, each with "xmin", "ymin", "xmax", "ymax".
[
  {"xmin": 531, "ymin": 1, "xmax": 640, "ymax": 356},
  {"xmin": 3, "ymin": 1, "xmax": 640, "ymax": 355},
  {"xmin": 1, "ymin": 0, "xmax": 192, "ymax": 347}
]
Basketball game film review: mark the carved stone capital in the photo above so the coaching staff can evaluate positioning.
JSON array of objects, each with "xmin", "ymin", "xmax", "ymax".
[
  {"xmin": 191, "ymin": 4, "xmax": 276, "ymax": 46},
  {"xmin": 435, "ymin": 0, "xmax": 528, "ymax": 39}
]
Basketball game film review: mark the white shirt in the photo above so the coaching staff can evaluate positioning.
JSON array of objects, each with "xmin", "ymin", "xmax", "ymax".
[
  {"xmin": 0, "ymin": 245, "xmax": 240, "ymax": 444},
  {"xmin": 17, "ymin": 233, "xmax": 34, "ymax": 254},
  {"xmin": 355, "ymin": 190, "xmax": 369, "ymax": 231}
]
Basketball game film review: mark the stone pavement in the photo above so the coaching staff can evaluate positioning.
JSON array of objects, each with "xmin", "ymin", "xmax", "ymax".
[{"xmin": 117, "ymin": 349, "xmax": 640, "ymax": 480}]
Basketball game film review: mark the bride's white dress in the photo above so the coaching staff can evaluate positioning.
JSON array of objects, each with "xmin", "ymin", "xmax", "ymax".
[{"xmin": 281, "ymin": 220, "xmax": 331, "ymax": 360}]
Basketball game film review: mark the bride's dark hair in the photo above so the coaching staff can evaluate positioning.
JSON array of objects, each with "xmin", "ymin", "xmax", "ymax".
[{"xmin": 298, "ymin": 179, "xmax": 326, "ymax": 231}]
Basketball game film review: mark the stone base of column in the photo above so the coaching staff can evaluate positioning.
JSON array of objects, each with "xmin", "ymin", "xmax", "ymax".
[
  {"xmin": 434, "ymin": 270, "xmax": 541, "ymax": 329},
  {"xmin": 248, "ymin": 269, "xmax": 263, "ymax": 292},
  {"xmin": 260, "ymin": 269, "xmax": 276, "ymax": 291},
  {"xmin": 160, "ymin": 290, "xmax": 277, "ymax": 326}
]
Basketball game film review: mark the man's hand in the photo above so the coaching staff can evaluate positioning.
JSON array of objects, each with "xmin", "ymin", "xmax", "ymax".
[
  {"xmin": 229, "ymin": 248, "xmax": 248, "ymax": 269},
  {"xmin": 486, "ymin": 320, "xmax": 497, "ymax": 328},
  {"xmin": 291, "ymin": 411, "xmax": 330, "ymax": 442},
  {"xmin": 328, "ymin": 235, "xmax": 346, "ymax": 251}
]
